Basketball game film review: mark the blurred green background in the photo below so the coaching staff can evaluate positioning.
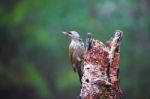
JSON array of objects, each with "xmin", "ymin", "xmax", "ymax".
[{"xmin": 0, "ymin": 0, "xmax": 150, "ymax": 99}]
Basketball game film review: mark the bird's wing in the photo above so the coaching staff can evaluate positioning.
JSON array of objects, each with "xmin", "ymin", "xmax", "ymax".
[
  {"xmin": 79, "ymin": 41, "xmax": 85, "ymax": 59},
  {"xmin": 69, "ymin": 47, "xmax": 76, "ymax": 72},
  {"xmin": 69, "ymin": 47, "xmax": 73, "ymax": 64}
]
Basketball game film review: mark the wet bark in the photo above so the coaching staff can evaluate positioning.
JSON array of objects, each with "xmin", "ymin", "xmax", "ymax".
[{"xmin": 80, "ymin": 30, "xmax": 123, "ymax": 99}]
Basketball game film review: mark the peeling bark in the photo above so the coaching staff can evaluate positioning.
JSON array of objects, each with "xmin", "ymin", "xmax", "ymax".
[{"xmin": 80, "ymin": 30, "xmax": 123, "ymax": 99}]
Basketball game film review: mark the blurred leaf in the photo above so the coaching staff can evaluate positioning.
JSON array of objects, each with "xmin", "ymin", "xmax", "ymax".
[
  {"xmin": 55, "ymin": 70, "xmax": 79, "ymax": 90},
  {"xmin": 24, "ymin": 62, "xmax": 51, "ymax": 98}
]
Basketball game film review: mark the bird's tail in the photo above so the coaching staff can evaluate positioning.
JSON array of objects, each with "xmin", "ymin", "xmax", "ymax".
[{"xmin": 76, "ymin": 62, "xmax": 83, "ymax": 83}]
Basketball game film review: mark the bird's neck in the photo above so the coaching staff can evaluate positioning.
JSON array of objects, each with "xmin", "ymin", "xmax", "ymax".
[
  {"xmin": 70, "ymin": 39, "xmax": 80, "ymax": 47},
  {"xmin": 71, "ymin": 38, "xmax": 81, "ymax": 43},
  {"xmin": 71, "ymin": 36, "xmax": 82, "ymax": 41}
]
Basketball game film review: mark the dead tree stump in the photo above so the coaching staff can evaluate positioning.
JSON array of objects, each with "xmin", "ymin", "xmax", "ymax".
[{"xmin": 80, "ymin": 30, "xmax": 123, "ymax": 99}]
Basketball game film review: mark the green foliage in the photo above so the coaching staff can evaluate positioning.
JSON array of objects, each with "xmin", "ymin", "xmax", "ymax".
[
  {"xmin": 0, "ymin": 0, "xmax": 150, "ymax": 99},
  {"xmin": 55, "ymin": 70, "xmax": 79, "ymax": 90},
  {"xmin": 24, "ymin": 62, "xmax": 51, "ymax": 98}
]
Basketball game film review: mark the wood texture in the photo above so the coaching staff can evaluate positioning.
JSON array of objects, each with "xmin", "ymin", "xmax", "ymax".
[{"xmin": 80, "ymin": 30, "xmax": 123, "ymax": 99}]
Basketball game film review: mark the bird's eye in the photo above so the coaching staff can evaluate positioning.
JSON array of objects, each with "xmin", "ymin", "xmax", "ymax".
[{"xmin": 68, "ymin": 32, "xmax": 72, "ymax": 34}]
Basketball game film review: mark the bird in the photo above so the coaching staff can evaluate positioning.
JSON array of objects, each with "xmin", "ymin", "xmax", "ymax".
[{"xmin": 62, "ymin": 31, "xmax": 85, "ymax": 83}]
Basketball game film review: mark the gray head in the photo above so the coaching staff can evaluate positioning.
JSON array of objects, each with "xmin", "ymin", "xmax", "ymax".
[{"xmin": 62, "ymin": 31, "xmax": 80, "ymax": 40}]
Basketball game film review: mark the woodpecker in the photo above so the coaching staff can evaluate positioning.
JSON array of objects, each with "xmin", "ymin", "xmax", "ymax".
[{"xmin": 62, "ymin": 31, "xmax": 85, "ymax": 83}]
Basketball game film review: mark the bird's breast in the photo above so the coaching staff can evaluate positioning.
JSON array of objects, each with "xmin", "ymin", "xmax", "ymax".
[
  {"xmin": 70, "ymin": 41, "xmax": 83, "ymax": 51},
  {"xmin": 69, "ymin": 40, "xmax": 84, "ymax": 59}
]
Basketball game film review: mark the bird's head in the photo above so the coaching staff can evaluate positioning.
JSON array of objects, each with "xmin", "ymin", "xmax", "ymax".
[{"xmin": 62, "ymin": 31, "xmax": 80, "ymax": 40}]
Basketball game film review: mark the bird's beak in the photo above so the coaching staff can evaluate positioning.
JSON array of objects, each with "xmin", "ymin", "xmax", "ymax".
[{"xmin": 62, "ymin": 32, "xmax": 69, "ymax": 35}]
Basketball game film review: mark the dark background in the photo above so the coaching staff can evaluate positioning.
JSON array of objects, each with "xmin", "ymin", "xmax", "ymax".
[{"xmin": 0, "ymin": 0, "xmax": 150, "ymax": 99}]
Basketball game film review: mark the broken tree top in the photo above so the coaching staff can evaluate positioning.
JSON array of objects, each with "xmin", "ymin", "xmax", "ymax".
[
  {"xmin": 80, "ymin": 30, "xmax": 123, "ymax": 99},
  {"xmin": 62, "ymin": 30, "xmax": 123, "ymax": 99}
]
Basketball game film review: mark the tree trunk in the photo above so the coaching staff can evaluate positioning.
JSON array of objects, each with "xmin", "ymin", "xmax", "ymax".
[{"xmin": 80, "ymin": 30, "xmax": 123, "ymax": 99}]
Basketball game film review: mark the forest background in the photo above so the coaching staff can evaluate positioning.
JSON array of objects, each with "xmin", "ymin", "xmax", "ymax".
[{"xmin": 0, "ymin": 0, "xmax": 150, "ymax": 99}]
